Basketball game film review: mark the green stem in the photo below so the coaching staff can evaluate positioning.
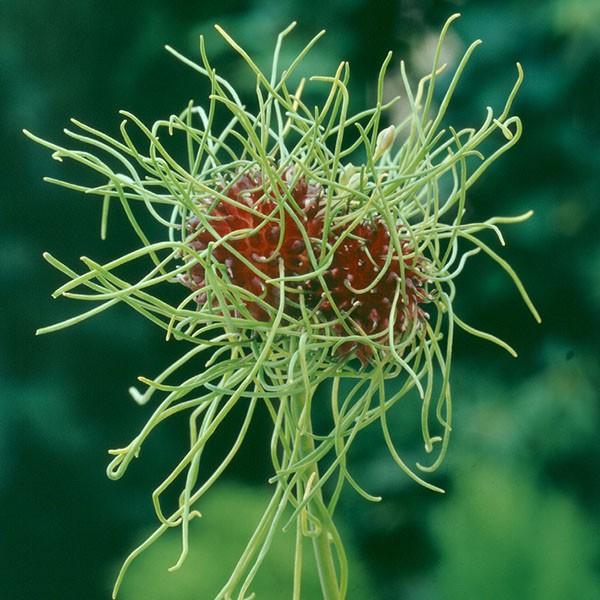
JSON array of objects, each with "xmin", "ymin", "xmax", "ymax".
[
  {"xmin": 311, "ymin": 494, "xmax": 342, "ymax": 600},
  {"xmin": 294, "ymin": 392, "xmax": 343, "ymax": 600}
]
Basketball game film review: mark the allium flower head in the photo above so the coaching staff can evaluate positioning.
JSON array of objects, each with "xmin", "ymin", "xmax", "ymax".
[
  {"xmin": 182, "ymin": 166, "xmax": 430, "ymax": 362},
  {"xmin": 26, "ymin": 15, "xmax": 539, "ymax": 600}
]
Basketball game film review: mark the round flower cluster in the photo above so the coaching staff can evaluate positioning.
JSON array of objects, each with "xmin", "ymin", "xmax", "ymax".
[{"xmin": 182, "ymin": 168, "xmax": 430, "ymax": 362}]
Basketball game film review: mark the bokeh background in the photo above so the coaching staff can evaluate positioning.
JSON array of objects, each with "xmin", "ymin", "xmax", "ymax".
[{"xmin": 2, "ymin": 0, "xmax": 600, "ymax": 598}]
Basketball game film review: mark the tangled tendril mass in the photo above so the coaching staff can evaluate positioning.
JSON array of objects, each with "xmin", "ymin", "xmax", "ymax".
[{"xmin": 26, "ymin": 14, "xmax": 539, "ymax": 600}]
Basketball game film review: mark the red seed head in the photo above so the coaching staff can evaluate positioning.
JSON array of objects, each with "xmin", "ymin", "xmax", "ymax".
[
  {"xmin": 317, "ymin": 220, "xmax": 429, "ymax": 362},
  {"xmin": 183, "ymin": 169, "xmax": 430, "ymax": 362}
]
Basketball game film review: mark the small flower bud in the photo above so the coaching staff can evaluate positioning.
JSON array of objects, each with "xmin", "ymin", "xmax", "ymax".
[{"xmin": 373, "ymin": 125, "xmax": 396, "ymax": 161}]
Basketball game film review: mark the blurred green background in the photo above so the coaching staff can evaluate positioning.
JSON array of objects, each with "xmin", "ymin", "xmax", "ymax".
[{"xmin": 2, "ymin": 0, "xmax": 599, "ymax": 598}]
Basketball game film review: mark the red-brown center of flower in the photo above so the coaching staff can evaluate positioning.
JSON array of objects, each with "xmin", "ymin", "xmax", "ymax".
[{"xmin": 181, "ymin": 171, "xmax": 429, "ymax": 361}]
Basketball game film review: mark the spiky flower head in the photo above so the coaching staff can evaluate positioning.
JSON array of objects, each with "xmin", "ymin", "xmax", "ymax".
[
  {"xmin": 25, "ymin": 15, "xmax": 539, "ymax": 599},
  {"xmin": 182, "ymin": 167, "xmax": 430, "ymax": 362}
]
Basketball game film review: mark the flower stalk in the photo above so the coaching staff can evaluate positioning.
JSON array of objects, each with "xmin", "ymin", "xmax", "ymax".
[{"xmin": 294, "ymin": 391, "xmax": 344, "ymax": 600}]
